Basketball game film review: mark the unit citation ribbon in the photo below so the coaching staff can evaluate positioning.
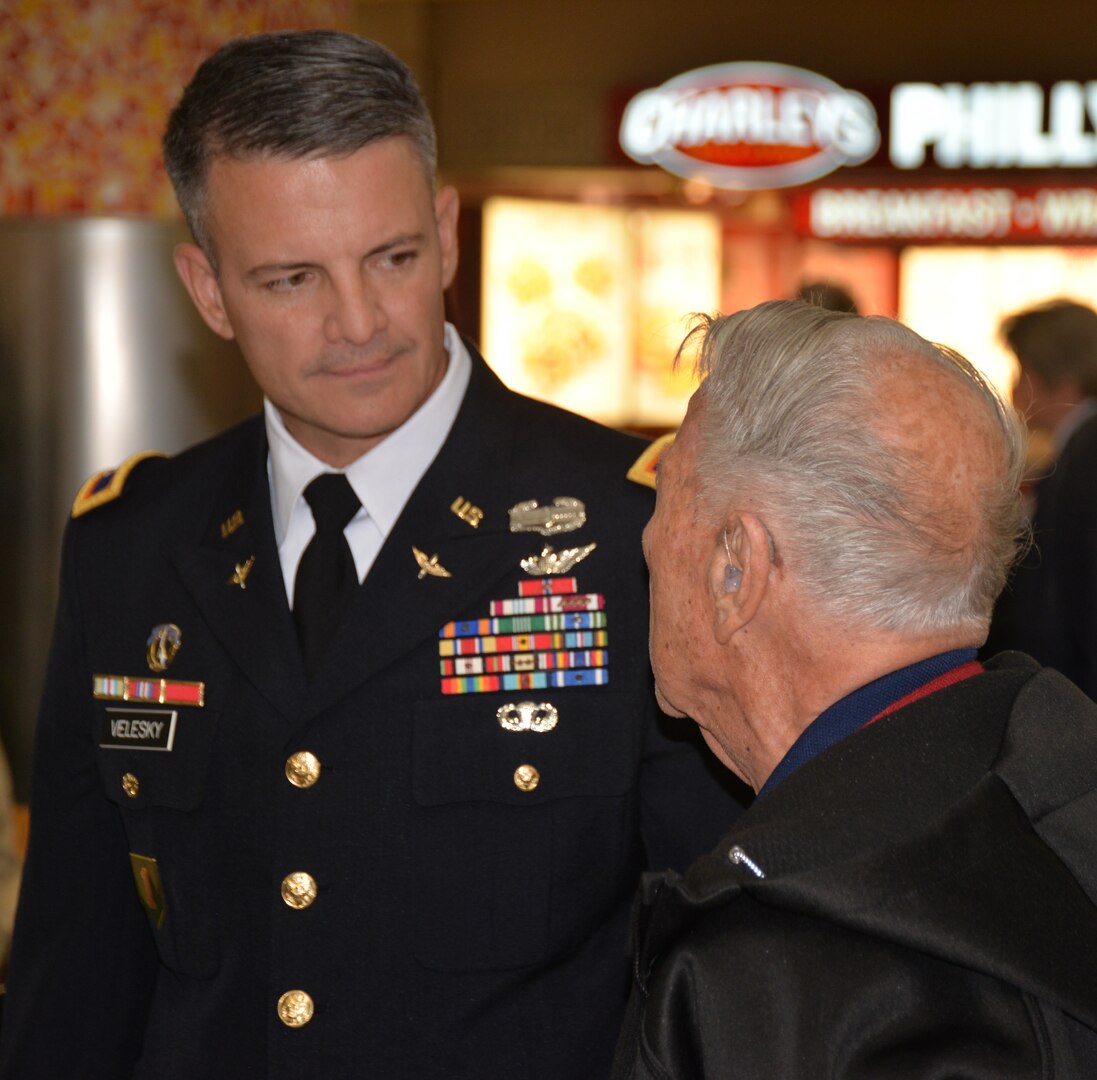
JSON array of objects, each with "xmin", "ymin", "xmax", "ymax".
[{"xmin": 438, "ymin": 579, "xmax": 609, "ymax": 695}]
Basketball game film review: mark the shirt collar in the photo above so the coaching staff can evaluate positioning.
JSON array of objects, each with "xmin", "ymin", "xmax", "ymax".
[
  {"xmin": 757, "ymin": 647, "xmax": 979, "ymax": 798},
  {"xmin": 266, "ymin": 322, "xmax": 472, "ymax": 545}
]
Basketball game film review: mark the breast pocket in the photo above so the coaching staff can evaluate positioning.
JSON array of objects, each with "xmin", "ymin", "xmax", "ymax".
[
  {"xmin": 96, "ymin": 704, "xmax": 220, "ymax": 977},
  {"xmin": 410, "ymin": 690, "xmax": 642, "ymax": 972}
]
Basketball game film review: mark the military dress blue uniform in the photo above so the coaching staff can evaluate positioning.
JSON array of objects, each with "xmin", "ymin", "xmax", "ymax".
[{"xmin": 0, "ymin": 346, "xmax": 743, "ymax": 1080}]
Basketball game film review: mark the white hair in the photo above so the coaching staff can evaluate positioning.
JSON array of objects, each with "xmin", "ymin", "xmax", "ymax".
[{"xmin": 687, "ymin": 300, "xmax": 1027, "ymax": 636}]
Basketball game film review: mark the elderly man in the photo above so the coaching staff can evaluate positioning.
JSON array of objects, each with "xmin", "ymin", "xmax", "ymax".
[{"xmin": 612, "ymin": 300, "xmax": 1097, "ymax": 1078}]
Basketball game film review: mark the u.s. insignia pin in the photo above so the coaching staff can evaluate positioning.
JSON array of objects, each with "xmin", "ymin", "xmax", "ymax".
[{"xmin": 146, "ymin": 624, "xmax": 182, "ymax": 673}]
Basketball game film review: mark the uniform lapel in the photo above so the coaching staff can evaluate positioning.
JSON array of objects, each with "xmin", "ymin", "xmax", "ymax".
[
  {"xmin": 303, "ymin": 350, "xmax": 526, "ymax": 719},
  {"xmin": 171, "ymin": 418, "xmax": 308, "ymax": 724}
]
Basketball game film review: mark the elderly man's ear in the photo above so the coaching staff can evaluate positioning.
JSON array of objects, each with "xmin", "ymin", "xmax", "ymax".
[{"xmin": 710, "ymin": 514, "xmax": 771, "ymax": 644}]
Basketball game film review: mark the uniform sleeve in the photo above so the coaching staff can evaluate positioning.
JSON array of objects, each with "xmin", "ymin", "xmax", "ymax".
[
  {"xmin": 0, "ymin": 521, "xmax": 158, "ymax": 1078},
  {"xmin": 624, "ymin": 898, "xmax": 1051, "ymax": 1080}
]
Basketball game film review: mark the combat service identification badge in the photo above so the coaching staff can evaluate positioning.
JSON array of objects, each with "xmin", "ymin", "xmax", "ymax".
[{"xmin": 508, "ymin": 497, "xmax": 586, "ymax": 536}]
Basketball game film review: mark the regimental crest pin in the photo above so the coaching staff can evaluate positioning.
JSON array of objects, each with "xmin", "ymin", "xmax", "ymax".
[
  {"xmin": 413, "ymin": 546, "xmax": 452, "ymax": 580},
  {"xmin": 520, "ymin": 543, "xmax": 597, "ymax": 576},
  {"xmin": 146, "ymin": 624, "xmax": 182, "ymax": 673},
  {"xmin": 508, "ymin": 497, "xmax": 586, "ymax": 536}
]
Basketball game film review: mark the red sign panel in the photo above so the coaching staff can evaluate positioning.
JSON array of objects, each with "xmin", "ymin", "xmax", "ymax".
[{"xmin": 790, "ymin": 184, "xmax": 1097, "ymax": 243}]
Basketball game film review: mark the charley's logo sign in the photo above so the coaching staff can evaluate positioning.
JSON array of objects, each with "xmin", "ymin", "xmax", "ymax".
[{"xmin": 619, "ymin": 62, "xmax": 880, "ymax": 189}]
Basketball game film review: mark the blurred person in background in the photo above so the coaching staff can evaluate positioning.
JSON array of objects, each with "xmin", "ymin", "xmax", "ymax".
[
  {"xmin": 983, "ymin": 299, "xmax": 1097, "ymax": 698},
  {"xmin": 611, "ymin": 300, "xmax": 1097, "ymax": 1078},
  {"xmin": 796, "ymin": 279, "xmax": 860, "ymax": 314},
  {"xmin": 0, "ymin": 29, "xmax": 744, "ymax": 1080}
]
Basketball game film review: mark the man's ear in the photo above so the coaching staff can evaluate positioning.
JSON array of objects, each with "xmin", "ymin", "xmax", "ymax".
[
  {"xmin": 435, "ymin": 185, "xmax": 460, "ymax": 291},
  {"xmin": 173, "ymin": 243, "xmax": 236, "ymax": 341},
  {"xmin": 709, "ymin": 512, "xmax": 772, "ymax": 644}
]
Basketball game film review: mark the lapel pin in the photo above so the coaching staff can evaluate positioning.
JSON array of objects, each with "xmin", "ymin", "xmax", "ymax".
[
  {"xmin": 450, "ymin": 496, "xmax": 484, "ymax": 528},
  {"xmin": 220, "ymin": 509, "xmax": 245, "ymax": 538},
  {"xmin": 227, "ymin": 556, "xmax": 255, "ymax": 589},
  {"xmin": 413, "ymin": 546, "xmax": 452, "ymax": 580},
  {"xmin": 146, "ymin": 623, "xmax": 182, "ymax": 673},
  {"xmin": 520, "ymin": 543, "xmax": 597, "ymax": 576},
  {"xmin": 508, "ymin": 497, "xmax": 586, "ymax": 536}
]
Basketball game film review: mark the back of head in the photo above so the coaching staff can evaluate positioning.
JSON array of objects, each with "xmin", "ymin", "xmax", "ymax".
[
  {"xmin": 1000, "ymin": 298, "xmax": 1097, "ymax": 396},
  {"xmin": 688, "ymin": 300, "xmax": 1026, "ymax": 638},
  {"xmin": 162, "ymin": 30, "xmax": 437, "ymax": 260}
]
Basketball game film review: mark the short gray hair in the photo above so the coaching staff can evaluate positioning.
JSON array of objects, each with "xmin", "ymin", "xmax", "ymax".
[
  {"xmin": 162, "ymin": 30, "xmax": 437, "ymax": 263},
  {"xmin": 687, "ymin": 300, "xmax": 1027, "ymax": 636}
]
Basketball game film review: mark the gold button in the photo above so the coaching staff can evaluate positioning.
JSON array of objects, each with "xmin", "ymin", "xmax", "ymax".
[
  {"xmin": 122, "ymin": 773, "xmax": 139, "ymax": 799},
  {"xmin": 513, "ymin": 764, "xmax": 540, "ymax": 792},
  {"xmin": 281, "ymin": 872, "xmax": 318, "ymax": 910},
  {"xmin": 285, "ymin": 751, "xmax": 321, "ymax": 789},
  {"xmin": 277, "ymin": 989, "xmax": 314, "ymax": 1028}
]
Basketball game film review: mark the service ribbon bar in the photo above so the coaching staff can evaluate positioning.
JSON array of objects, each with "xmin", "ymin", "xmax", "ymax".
[
  {"xmin": 93, "ymin": 675, "xmax": 205, "ymax": 708},
  {"xmin": 441, "ymin": 648, "xmax": 608, "ymax": 677},
  {"xmin": 439, "ymin": 611, "xmax": 607, "ymax": 638},
  {"xmin": 517, "ymin": 577, "xmax": 579, "ymax": 597},
  {"xmin": 489, "ymin": 593, "xmax": 604, "ymax": 617},
  {"xmin": 438, "ymin": 630, "xmax": 608, "ymax": 658},
  {"xmin": 441, "ymin": 667, "xmax": 610, "ymax": 696}
]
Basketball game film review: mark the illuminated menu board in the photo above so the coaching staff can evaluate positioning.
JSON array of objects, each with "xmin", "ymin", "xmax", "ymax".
[{"xmin": 482, "ymin": 197, "xmax": 721, "ymax": 427}]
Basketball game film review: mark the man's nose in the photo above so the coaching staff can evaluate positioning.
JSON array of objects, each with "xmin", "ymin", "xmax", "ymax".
[{"xmin": 323, "ymin": 275, "xmax": 386, "ymax": 345}]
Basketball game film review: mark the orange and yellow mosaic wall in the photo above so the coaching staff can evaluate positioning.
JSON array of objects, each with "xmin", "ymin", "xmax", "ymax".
[{"xmin": 0, "ymin": 0, "xmax": 351, "ymax": 217}]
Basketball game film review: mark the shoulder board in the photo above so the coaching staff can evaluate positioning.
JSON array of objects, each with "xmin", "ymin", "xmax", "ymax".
[
  {"xmin": 71, "ymin": 451, "xmax": 167, "ymax": 518},
  {"xmin": 627, "ymin": 432, "xmax": 675, "ymax": 490}
]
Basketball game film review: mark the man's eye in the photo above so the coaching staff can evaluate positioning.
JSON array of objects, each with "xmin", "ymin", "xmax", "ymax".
[
  {"xmin": 381, "ymin": 250, "xmax": 417, "ymax": 269},
  {"xmin": 266, "ymin": 271, "xmax": 310, "ymax": 292}
]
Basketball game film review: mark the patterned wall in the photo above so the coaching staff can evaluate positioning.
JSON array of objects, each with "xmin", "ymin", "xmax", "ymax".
[{"xmin": 0, "ymin": 0, "xmax": 351, "ymax": 216}]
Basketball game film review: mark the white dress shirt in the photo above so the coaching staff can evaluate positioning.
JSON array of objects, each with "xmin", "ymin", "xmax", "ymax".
[{"xmin": 266, "ymin": 323, "xmax": 473, "ymax": 605}]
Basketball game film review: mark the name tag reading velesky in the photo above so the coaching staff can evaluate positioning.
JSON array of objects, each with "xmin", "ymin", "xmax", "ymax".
[{"xmin": 100, "ymin": 708, "xmax": 177, "ymax": 751}]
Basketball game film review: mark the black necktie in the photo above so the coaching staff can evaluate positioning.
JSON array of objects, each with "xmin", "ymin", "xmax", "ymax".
[{"xmin": 293, "ymin": 473, "xmax": 361, "ymax": 678}]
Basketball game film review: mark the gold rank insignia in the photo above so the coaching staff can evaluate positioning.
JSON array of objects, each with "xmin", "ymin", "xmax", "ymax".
[
  {"xmin": 413, "ymin": 547, "xmax": 452, "ymax": 579},
  {"xmin": 129, "ymin": 853, "xmax": 167, "ymax": 929},
  {"xmin": 71, "ymin": 451, "xmax": 167, "ymax": 518},
  {"xmin": 627, "ymin": 433, "xmax": 675, "ymax": 490}
]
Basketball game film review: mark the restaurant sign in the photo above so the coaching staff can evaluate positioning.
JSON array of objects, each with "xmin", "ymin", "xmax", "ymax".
[
  {"xmin": 619, "ymin": 62, "xmax": 880, "ymax": 190},
  {"xmin": 791, "ymin": 184, "xmax": 1097, "ymax": 242}
]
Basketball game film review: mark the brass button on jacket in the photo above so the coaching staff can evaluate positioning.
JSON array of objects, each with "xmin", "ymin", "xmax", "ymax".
[
  {"xmin": 277, "ymin": 989, "xmax": 314, "ymax": 1028},
  {"xmin": 121, "ymin": 773, "xmax": 140, "ymax": 799},
  {"xmin": 285, "ymin": 751, "xmax": 321, "ymax": 789},
  {"xmin": 513, "ymin": 764, "xmax": 540, "ymax": 792},
  {"xmin": 281, "ymin": 872, "xmax": 318, "ymax": 910}
]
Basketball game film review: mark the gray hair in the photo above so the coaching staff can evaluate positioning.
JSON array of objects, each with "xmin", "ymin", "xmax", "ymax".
[
  {"xmin": 162, "ymin": 30, "xmax": 437, "ymax": 264},
  {"xmin": 687, "ymin": 299, "xmax": 1027, "ymax": 636}
]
